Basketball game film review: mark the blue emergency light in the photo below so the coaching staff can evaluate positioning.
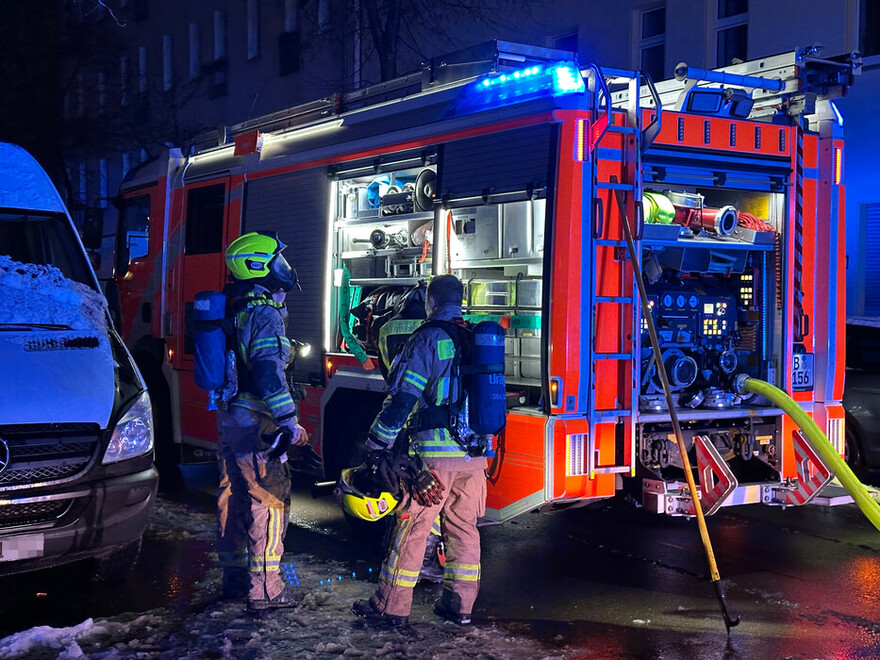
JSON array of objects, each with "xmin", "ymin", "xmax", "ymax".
[{"xmin": 453, "ymin": 61, "xmax": 585, "ymax": 114}]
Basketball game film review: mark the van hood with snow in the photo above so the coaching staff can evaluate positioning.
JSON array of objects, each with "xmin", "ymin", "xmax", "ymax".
[{"xmin": 0, "ymin": 257, "xmax": 115, "ymax": 425}]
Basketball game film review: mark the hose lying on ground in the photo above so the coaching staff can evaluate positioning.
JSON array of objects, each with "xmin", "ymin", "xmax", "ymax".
[{"xmin": 734, "ymin": 374, "xmax": 880, "ymax": 532}]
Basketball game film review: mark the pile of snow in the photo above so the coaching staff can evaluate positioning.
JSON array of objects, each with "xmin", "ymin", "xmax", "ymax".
[{"xmin": 0, "ymin": 256, "xmax": 107, "ymax": 333}]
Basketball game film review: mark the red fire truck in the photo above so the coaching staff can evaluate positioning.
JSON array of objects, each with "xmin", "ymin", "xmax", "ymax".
[{"xmin": 111, "ymin": 41, "xmax": 859, "ymax": 521}]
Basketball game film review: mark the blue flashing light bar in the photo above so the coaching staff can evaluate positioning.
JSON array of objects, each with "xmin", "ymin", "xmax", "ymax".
[{"xmin": 454, "ymin": 61, "xmax": 585, "ymax": 114}]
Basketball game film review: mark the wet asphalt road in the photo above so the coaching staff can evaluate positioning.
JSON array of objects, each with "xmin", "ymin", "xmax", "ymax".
[{"xmin": 2, "ymin": 464, "xmax": 880, "ymax": 658}]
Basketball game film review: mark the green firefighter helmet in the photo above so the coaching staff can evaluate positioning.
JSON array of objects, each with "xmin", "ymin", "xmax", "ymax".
[
  {"xmin": 337, "ymin": 465, "xmax": 398, "ymax": 522},
  {"xmin": 225, "ymin": 231, "xmax": 298, "ymax": 291}
]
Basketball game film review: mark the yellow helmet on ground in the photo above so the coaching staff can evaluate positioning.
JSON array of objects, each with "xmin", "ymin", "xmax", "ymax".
[
  {"xmin": 225, "ymin": 231, "xmax": 298, "ymax": 291},
  {"xmin": 337, "ymin": 466, "xmax": 398, "ymax": 522}
]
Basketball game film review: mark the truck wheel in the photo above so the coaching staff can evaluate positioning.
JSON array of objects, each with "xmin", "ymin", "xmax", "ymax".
[
  {"xmin": 845, "ymin": 427, "xmax": 868, "ymax": 482},
  {"xmin": 92, "ymin": 537, "xmax": 142, "ymax": 583}
]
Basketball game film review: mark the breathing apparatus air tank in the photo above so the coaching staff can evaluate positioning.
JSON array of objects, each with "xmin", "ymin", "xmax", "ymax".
[
  {"xmin": 193, "ymin": 290, "xmax": 228, "ymax": 410},
  {"xmin": 468, "ymin": 321, "xmax": 507, "ymax": 438}
]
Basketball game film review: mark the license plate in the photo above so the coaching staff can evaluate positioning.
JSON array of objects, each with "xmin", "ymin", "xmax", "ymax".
[
  {"xmin": 0, "ymin": 534, "xmax": 44, "ymax": 561},
  {"xmin": 792, "ymin": 353, "xmax": 814, "ymax": 391}
]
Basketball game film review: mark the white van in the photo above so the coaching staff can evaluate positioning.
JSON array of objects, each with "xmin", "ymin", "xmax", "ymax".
[{"xmin": 0, "ymin": 143, "xmax": 157, "ymax": 580}]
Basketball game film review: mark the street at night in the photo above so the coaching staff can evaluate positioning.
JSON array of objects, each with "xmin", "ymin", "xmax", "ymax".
[{"xmin": 1, "ymin": 466, "xmax": 878, "ymax": 659}]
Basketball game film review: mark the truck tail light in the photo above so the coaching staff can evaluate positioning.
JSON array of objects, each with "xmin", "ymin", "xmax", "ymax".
[
  {"xmin": 575, "ymin": 119, "xmax": 587, "ymax": 162},
  {"xmin": 833, "ymin": 147, "xmax": 843, "ymax": 185},
  {"xmin": 549, "ymin": 377, "xmax": 562, "ymax": 408}
]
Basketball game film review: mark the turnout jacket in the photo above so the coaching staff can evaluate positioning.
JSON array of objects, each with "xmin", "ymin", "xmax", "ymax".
[
  {"xmin": 228, "ymin": 283, "xmax": 297, "ymax": 425},
  {"xmin": 369, "ymin": 303, "xmax": 470, "ymax": 459}
]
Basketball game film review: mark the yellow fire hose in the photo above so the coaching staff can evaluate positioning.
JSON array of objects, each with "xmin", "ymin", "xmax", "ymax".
[
  {"xmin": 612, "ymin": 180, "xmax": 740, "ymax": 633},
  {"xmin": 734, "ymin": 375, "xmax": 880, "ymax": 532}
]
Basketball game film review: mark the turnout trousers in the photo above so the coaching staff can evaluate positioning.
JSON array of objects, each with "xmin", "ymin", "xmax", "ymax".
[
  {"xmin": 370, "ymin": 455, "xmax": 487, "ymax": 618},
  {"xmin": 216, "ymin": 406, "xmax": 291, "ymax": 602}
]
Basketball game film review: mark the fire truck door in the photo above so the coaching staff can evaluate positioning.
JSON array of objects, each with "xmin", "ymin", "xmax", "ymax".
[{"xmin": 173, "ymin": 179, "xmax": 231, "ymax": 442}]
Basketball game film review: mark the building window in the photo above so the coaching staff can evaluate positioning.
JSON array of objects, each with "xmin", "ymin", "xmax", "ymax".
[
  {"xmin": 120, "ymin": 55, "xmax": 129, "ymax": 107},
  {"xmin": 138, "ymin": 46, "xmax": 148, "ymax": 94},
  {"xmin": 76, "ymin": 72, "xmax": 85, "ymax": 117},
  {"xmin": 862, "ymin": 0, "xmax": 880, "ymax": 58},
  {"xmin": 640, "ymin": 6, "xmax": 666, "ymax": 82},
  {"xmin": 280, "ymin": 0, "xmax": 300, "ymax": 76},
  {"xmin": 317, "ymin": 0, "xmax": 330, "ymax": 34},
  {"xmin": 98, "ymin": 159, "xmax": 109, "ymax": 208},
  {"xmin": 97, "ymin": 70, "xmax": 107, "ymax": 114},
  {"xmin": 189, "ymin": 23, "xmax": 200, "ymax": 80},
  {"xmin": 716, "ymin": 0, "xmax": 747, "ymax": 66},
  {"xmin": 247, "ymin": 0, "xmax": 261, "ymax": 60},
  {"xmin": 283, "ymin": 0, "xmax": 298, "ymax": 32},
  {"xmin": 133, "ymin": 0, "xmax": 148, "ymax": 22},
  {"xmin": 162, "ymin": 34, "xmax": 173, "ymax": 91},
  {"xmin": 214, "ymin": 10, "xmax": 227, "ymax": 61}
]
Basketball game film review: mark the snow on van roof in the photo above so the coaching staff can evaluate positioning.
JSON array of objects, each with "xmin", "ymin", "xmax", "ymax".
[
  {"xmin": 0, "ymin": 255, "xmax": 107, "ymax": 332},
  {"xmin": 0, "ymin": 143, "xmax": 67, "ymax": 214}
]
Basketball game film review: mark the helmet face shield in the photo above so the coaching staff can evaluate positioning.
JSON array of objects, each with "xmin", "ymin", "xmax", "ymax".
[{"xmin": 268, "ymin": 252, "xmax": 298, "ymax": 291}]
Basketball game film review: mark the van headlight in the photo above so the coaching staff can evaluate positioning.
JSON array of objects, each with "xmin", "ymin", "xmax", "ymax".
[{"xmin": 103, "ymin": 390, "xmax": 154, "ymax": 464}]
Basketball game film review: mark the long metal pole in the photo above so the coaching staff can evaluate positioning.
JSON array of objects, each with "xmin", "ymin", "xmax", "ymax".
[{"xmin": 610, "ymin": 177, "xmax": 740, "ymax": 633}]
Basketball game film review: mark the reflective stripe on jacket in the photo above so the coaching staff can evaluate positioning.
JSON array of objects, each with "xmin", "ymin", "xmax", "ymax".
[
  {"xmin": 229, "ymin": 285, "xmax": 296, "ymax": 423},
  {"xmin": 370, "ymin": 303, "xmax": 468, "ymax": 458}
]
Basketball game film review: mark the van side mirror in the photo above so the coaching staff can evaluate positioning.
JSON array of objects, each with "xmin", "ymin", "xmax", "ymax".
[{"xmin": 82, "ymin": 208, "xmax": 104, "ymax": 250}]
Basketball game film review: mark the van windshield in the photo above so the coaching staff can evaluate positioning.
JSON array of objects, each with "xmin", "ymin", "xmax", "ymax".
[{"xmin": 0, "ymin": 212, "xmax": 97, "ymax": 290}]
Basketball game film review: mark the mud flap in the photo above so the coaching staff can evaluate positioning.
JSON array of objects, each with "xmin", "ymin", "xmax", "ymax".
[
  {"xmin": 691, "ymin": 435, "xmax": 738, "ymax": 516},
  {"xmin": 778, "ymin": 429, "xmax": 833, "ymax": 506}
]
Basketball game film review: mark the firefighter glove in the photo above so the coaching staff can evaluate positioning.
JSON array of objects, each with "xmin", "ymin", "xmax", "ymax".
[
  {"xmin": 409, "ymin": 469, "xmax": 445, "ymax": 507},
  {"xmin": 264, "ymin": 427, "xmax": 293, "ymax": 463},
  {"xmin": 365, "ymin": 449, "xmax": 412, "ymax": 498}
]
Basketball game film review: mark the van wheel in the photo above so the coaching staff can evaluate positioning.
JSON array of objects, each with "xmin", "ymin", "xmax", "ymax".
[{"xmin": 92, "ymin": 537, "xmax": 142, "ymax": 583}]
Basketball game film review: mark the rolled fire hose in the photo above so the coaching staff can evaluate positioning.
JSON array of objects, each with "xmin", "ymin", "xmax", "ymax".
[
  {"xmin": 734, "ymin": 375, "xmax": 880, "ymax": 532},
  {"xmin": 338, "ymin": 265, "xmax": 374, "ymax": 370}
]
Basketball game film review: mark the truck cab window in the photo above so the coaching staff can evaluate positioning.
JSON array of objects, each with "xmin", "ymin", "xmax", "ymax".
[
  {"xmin": 185, "ymin": 184, "xmax": 225, "ymax": 254},
  {"xmin": 116, "ymin": 194, "xmax": 150, "ymax": 276}
]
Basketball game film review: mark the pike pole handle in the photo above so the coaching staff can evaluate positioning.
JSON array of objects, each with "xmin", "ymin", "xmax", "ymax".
[{"xmin": 610, "ymin": 177, "xmax": 740, "ymax": 633}]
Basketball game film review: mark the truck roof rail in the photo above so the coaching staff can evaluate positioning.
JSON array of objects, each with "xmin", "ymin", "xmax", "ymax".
[
  {"xmin": 610, "ymin": 46, "xmax": 862, "ymax": 121},
  {"xmin": 192, "ymin": 40, "xmax": 576, "ymax": 151}
]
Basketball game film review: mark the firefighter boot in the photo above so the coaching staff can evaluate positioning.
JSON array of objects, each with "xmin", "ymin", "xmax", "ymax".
[
  {"xmin": 248, "ymin": 586, "xmax": 304, "ymax": 612},
  {"xmin": 433, "ymin": 590, "xmax": 471, "ymax": 626},
  {"xmin": 419, "ymin": 533, "xmax": 444, "ymax": 584},
  {"xmin": 351, "ymin": 599, "xmax": 410, "ymax": 627}
]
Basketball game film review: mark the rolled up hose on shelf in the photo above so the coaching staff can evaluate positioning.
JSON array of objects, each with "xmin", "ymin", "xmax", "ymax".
[{"xmin": 734, "ymin": 374, "xmax": 880, "ymax": 532}]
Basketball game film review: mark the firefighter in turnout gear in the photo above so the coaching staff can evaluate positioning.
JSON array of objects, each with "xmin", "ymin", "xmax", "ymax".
[
  {"xmin": 217, "ymin": 231, "xmax": 308, "ymax": 611},
  {"xmin": 352, "ymin": 275, "xmax": 487, "ymax": 627}
]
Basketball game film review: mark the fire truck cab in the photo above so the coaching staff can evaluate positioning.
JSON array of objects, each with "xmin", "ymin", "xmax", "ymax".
[{"xmin": 113, "ymin": 41, "xmax": 859, "ymax": 522}]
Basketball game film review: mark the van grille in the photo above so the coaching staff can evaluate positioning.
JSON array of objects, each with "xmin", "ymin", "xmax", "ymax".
[
  {"xmin": 0, "ymin": 423, "xmax": 101, "ymax": 490},
  {"xmin": 0, "ymin": 499, "xmax": 72, "ymax": 528}
]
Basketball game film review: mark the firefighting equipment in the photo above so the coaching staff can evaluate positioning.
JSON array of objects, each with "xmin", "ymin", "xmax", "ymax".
[
  {"xmin": 193, "ymin": 290, "xmax": 231, "ymax": 410},
  {"xmin": 612, "ymin": 177, "xmax": 740, "ymax": 634},
  {"xmin": 468, "ymin": 320, "xmax": 506, "ymax": 436},
  {"xmin": 292, "ymin": 444, "xmax": 323, "ymax": 472},
  {"xmin": 225, "ymin": 231, "xmax": 299, "ymax": 291},
  {"xmin": 665, "ymin": 191, "xmax": 737, "ymax": 237},
  {"xmin": 642, "ymin": 191, "xmax": 675, "ymax": 224},
  {"xmin": 410, "ymin": 469, "xmax": 445, "ymax": 506},
  {"xmin": 338, "ymin": 465, "xmax": 399, "ymax": 522},
  {"xmin": 735, "ymin": 375, "xmax": 880, "ymax": 532},
  {"xmin": 365, "ymin": 448, "xmax": 414, "ymax": 497}
]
